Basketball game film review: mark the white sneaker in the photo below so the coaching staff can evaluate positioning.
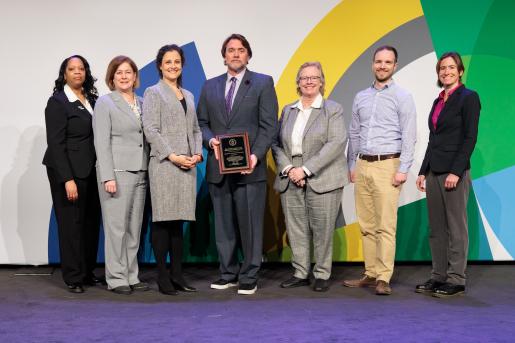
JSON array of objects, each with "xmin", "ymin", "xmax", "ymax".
[
  {"xmin": 237, "ymin": 283, "xmax": 257, "ymax": 295},
  {"xmin": 210, "ymin": 279, "xmax": 239, "ymax": 289}
]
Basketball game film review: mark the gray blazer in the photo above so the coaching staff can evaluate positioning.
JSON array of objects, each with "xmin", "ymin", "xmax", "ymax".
[
  {"xmin": 271, "ymin": 98, "xmax": 350, "ymax": 193},
  {"xmin": 142, "ymin": 80, "xmax": 203, "ymax": 221},
  {"xmin": 143, "ymin": 80, "xmax": 203, "ymax": 160},
  {"xmin": 197, "ymin": 69, "xmax": 279, "ymax": 184},
  {"xmin": 93, "ymin": 90, "xmax": 149, "ymax": 183}
]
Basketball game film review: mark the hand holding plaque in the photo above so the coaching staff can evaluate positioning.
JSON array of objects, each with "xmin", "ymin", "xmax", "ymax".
[{"xmin": 216, "ymin": 133, "xmax": 252, "ymax": 174}]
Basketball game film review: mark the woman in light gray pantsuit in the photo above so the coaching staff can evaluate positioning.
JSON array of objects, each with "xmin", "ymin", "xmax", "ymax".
[
  {"xmin": 143, "ymin": 44, "xmax": 203, "ymax": 295},
  {"xmin": 93, "ymin": 56, "xmax": 150, "ymax": 295},
  {"xmin": 271, "ymin": 61, "xmax": 349, "ymax": 293}
]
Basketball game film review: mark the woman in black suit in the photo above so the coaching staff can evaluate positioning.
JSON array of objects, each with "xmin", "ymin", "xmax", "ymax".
[
  {"xmin": 43, "ymin": 55, "xmax": 105, "ymax": 293},
  {"xmin": 415, "ymin": 52, "xmax": 481, "ymax": 298}
]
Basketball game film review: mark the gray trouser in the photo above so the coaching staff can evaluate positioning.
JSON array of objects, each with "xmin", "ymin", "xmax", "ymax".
[
  {"xmin": 97, "ymin": 169, "xmax": 147, "ymax": 289},
  {"xmin": 280, "ymin": 156, "xmax": 343, "ymax": 280},
  {"xmin": 426, "ymin": 169, "xmax": 472, "ymax": 286},
  {"xmin": 209, "ymin": 177, "xmax": 266, "ymax": 285}
]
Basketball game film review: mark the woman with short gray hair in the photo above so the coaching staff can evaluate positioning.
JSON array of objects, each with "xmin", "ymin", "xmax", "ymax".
[{"xmin": 271, "ymin": 61, "xmax": 350, "ymax": 292}]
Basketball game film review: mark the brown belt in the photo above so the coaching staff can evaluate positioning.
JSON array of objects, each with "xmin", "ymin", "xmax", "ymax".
[{"xmin": 359, "ymin": 153, "xmax": 401, "ymax": 162}]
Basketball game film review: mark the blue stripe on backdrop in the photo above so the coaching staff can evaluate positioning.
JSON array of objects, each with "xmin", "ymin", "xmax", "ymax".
[
  {"xmin": 473, "ymin": 165, "xmax": 515, "ymax": 259},
  {"xmin": 47, "ymin": 42, "xmax": 208, "ymax": 264}
]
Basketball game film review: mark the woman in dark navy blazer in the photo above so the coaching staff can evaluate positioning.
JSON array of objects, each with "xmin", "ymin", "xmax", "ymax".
[
  {"xmin": 43, "ymin": 55, "xmax": 105, "ymax": 293},
  {"xmin": 415, "ymin": 52, "xmax": 481, "ymax": 298}
]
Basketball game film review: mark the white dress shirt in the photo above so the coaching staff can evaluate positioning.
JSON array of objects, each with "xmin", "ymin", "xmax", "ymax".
[
  {"xmin": 281, "ymin": 93, "xmax": 323, "ymax": 177},
  {"xmin": 64, "ymin": 84, "xmax": 93, "ymax": 114}
]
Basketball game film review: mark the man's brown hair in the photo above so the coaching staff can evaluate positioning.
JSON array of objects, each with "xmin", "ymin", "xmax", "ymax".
[
  {"xmin": 221, "ymin": 33, "xmax": 253, "ymax": 59},
  {"xmin": 373, "ymin": 45, "xmax": 398, "ymax": 63}
]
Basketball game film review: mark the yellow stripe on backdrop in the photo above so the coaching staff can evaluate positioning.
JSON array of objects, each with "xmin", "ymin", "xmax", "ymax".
[{"xmin": 264, "ymin": 0, "xmax": 424, "ymax": 261}]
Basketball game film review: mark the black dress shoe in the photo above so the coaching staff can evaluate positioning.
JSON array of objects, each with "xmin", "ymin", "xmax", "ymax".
[
  {"xmin": 111, "ymin": 286, "xmax": 133, "ymax": 295},
  {"xmin": 313, "ymin": 279, "xmax": 329, "ymax": 292},
  {"xmin": 130, "ymin": 282, "xmax": 149, "ymax": 292},
  {"xmin": 280, "ymin": 276, "xmax": 310, "ymax": 288},
  {"xmin": 170, "ymin": 277, "xmax": 197, "ymax": 292},
  {"xmin": 83, "ymin": 275, "xmax": 107, "ymax": 286},
  {"xmin": 156, "ymin": 277, "xmax": 178, "ymax": 295},
  {"xmin": 67, "ymin": 283, "xmax": 84, "ymax": 293},
  {"xmin": 432, "ymin": 283, "xmax": 466, "ymax": 298},
  {"xmin": 415, "ymin": 279, "xmax": 445, "ymax": 293},
  {"xmin": 211, "ymin": 278, "xmax": 238, "ymax": 289}
]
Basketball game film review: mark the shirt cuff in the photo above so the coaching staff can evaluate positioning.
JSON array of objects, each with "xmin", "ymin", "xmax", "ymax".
[
  {"xmin": 302, "ymin": 166, "xmax": 312, "ymax": 177},
  {"xmin": 209, "ymin": 138, "xmax": 215, "ymax": 149},
  {"xmin": 282, "ymin": 165, "xmax": 293, "ymax": 177},
  {"xmin": 397, "ymin": 162, "xmax": 410, "ymax": 174}
]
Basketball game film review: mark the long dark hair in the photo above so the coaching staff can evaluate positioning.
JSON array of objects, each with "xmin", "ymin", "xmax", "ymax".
[
  {"xmin": 155, "ymin": 45, "xmax": 186, "ymax": 87},
  {"xmin": 52, "ymin": 55, "xmax": 98, "ymax": 104}
]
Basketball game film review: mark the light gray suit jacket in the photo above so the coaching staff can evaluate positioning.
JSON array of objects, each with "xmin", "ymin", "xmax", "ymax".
[
  {"xmin": 93, "ymin": 90, "xmax": 149, "ymax": 183},
  {"xmin": 271, "ymin": 98, "xmax": 350, "ymax": 193}
]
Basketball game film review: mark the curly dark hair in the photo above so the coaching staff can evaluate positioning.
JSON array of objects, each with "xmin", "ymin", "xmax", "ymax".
[
  {"xmin": 155, "ymin": 45, "xmax": 186, "ymax": 87},
  {"xmin": 52, "ymin": 55, "xmax": 98, "ymax": 104}
]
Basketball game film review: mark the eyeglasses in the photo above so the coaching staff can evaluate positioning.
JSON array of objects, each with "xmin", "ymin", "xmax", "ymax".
[{"xmin": 299, "ymin": 76, "xmax": 321, "ymax": 83}]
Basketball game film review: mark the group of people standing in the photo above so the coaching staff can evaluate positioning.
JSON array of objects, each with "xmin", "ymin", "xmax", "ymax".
[{"xmin": 43, "ymin": 33, "xmax": 480, "ymax": 299}]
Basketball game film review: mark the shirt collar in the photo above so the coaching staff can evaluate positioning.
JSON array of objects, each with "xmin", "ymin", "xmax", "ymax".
[
  {"xmin": 64, "ymin": 84, "xmax": 81, "ymax": 102},
  {"xmin": 64, "ymin": 84, "xmax": 92, "ymax": 113},
  {"xmin": 227, "ymin": 68, "xmax": 246, "ymax": 84},
  {"xmin": 439, "ymin": 83, "xmax": 463, "ymax": 99},
  {"xmin": 292, "ymin": 93, "xmax": 323, "ymax": 110},
  {"xmin": 372, "ymin": 79, "xmax": 395, "ymax": 91}
]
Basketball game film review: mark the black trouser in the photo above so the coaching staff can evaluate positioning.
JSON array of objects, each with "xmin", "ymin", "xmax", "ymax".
[{"xmin": 47, "ymin": 167, "xmax": 101, "ymax": 285}]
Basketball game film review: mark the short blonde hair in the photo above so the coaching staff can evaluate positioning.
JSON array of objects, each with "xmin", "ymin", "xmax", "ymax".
[
  {"xmin": 296, "ymin": 61, "xmax": 325, "ymax": 96},
  {"xmin": 105, "ymin": 55, "xmax": 139, "ymax": 91}
]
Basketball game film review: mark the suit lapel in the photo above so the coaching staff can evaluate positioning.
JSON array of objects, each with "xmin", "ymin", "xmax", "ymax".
[
  {"xmin": 216, "ymin": 74, "xmax": 228, "ymax": 121},
  {"xmin": 302, "ymin": 99, "xmax": 324, "ymax": 139},
  {"xmin": 110, "ymin": 90, "xmax": 141, "ymax": 128},
  {"xmin": 435, "ymin": 85, "xmax": 463, "ymax": 130},
  {"xmin": 428, "ymin": 98, "xmax": 439, "ymax": 133},
  {"xmin": 283, "ymin": 107, "xmax": 298, "ymax": 155},
  {"xmin": 227, "ymin": 69, "xmax": 252, "ymax": 125}
]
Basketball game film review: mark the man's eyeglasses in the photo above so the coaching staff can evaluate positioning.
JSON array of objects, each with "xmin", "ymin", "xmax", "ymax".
[{"xmin": 299, "ymin": 76, "xmax": 321, "ymax": 83}]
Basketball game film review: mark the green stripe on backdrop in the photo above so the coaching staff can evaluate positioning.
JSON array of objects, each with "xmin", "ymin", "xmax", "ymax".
[
  {"xmin": 423, "ymin": 0, "xmax": 515, "ymax": 180},
  {"xmin": 421, "ymin": 0, "xmax": 494, "ymax": 57}
]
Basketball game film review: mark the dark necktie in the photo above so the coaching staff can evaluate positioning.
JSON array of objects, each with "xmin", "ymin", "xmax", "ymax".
[{"xmin": 225, "ymin": 77, "xmax": 236, "ymax": 117}]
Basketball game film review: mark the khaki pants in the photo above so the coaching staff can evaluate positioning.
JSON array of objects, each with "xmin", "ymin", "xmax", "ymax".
[{"xmin": 354, "ymin": 157, "xmax": 402, "ymax": 283}]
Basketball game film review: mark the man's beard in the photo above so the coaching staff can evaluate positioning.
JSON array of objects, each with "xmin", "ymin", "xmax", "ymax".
[
  {"xmin": 227, "ymin": 60, "xmax": 246, "ymax": 73},
  {"xmin": 374, "ymin": 69, "xmax": 393, "ymax": 83}
]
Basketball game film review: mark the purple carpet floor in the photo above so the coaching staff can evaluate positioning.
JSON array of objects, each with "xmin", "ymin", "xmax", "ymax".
[{"xmin": 0, "ymin": 264, "xmax": 513, "ymax": 342}]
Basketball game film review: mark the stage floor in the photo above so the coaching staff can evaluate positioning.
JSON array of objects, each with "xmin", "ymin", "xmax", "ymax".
[{"xmin": 1, "ymin": 264, "xmax": 514, "ymax": 342}]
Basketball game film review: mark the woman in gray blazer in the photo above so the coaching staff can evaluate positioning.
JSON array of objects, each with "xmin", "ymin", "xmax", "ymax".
[
  {"xmin": 143, "ymin": 45, "xmax": 203, "ymax": 295},
  {"xmin": 271, "ymin": 61, "xmax": 350, "ymax": 292},
  {"xmin": 93, "ymin": 56, "xmax": 150, "ymax": 295}
]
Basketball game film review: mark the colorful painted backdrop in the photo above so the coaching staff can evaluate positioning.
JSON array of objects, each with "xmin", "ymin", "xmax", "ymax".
[{"xmin": 1, "ymin": 0, "xmax": 512, "ymax": 264}]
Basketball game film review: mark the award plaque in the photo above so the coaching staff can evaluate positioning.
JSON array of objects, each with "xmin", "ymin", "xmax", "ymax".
[{"xmin": 217, "ymin": 133, "xmax": 251, "ymax": 174}]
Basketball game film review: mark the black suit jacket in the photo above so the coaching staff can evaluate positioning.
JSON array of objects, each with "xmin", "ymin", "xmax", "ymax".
[
  {"xmin": 419, "ymin": 85, "xmax": 481, "ymax": 177},
  {"xmin": 42, "ymin": 91, "xmax": 97, "ymax": 183}
]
